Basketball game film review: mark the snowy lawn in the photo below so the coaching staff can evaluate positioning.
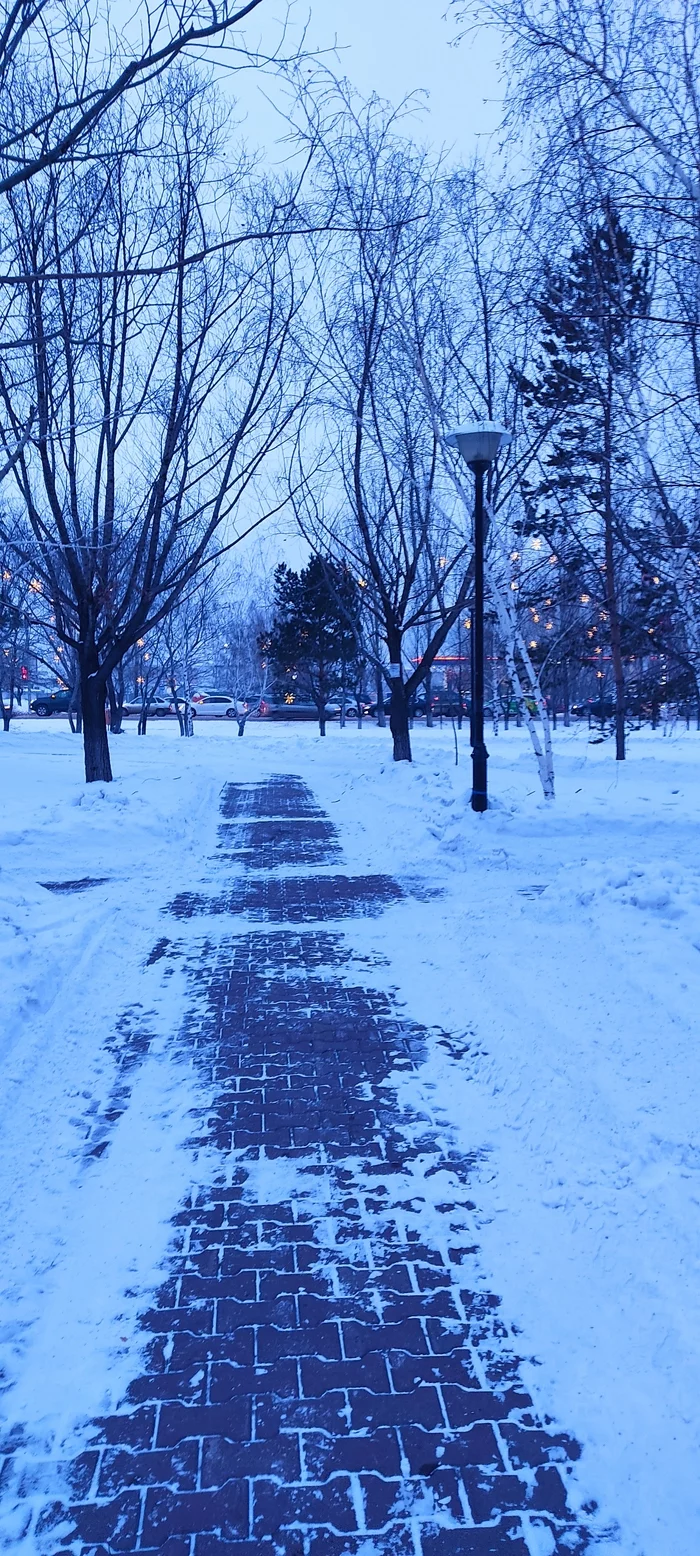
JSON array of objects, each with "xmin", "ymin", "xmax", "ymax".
[{"xmin": 1, "ymin": 715, "xmax": 699, "ymax": 1554}]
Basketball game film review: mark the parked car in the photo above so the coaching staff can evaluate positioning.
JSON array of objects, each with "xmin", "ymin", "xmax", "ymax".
[
  {"xmin": 188, "ymin": 692, "xmax": 247, "ymax": 718},
  {"xmin": 30, "ymin": 689, "xmax": 72, "ymax": 717},
  {"xmin": 259, "ymin": 699, "xmax": 341, "ymax": 721},
  {"xmin": 572, "ymin": 699, "xmax": 616, "ymax": 720},
  {"xmin": 122, "ymin": 697, "xmax": 172, "ymax": 718}
]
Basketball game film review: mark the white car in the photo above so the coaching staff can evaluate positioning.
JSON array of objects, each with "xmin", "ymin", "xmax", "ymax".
[{"xmin": 188, "ymin": 692, "xmax": 248, "ymax": 719}]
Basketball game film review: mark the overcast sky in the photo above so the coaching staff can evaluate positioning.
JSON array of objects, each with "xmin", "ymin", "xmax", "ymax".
[{"xmin": 232, "ymin": 1, "xmax": 504, "ymax": 164}]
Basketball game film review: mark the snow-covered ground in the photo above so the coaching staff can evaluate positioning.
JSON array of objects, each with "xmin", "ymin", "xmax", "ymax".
[{"xmin": 1, "ymin": 716, "xmax": 699, "ymax": 1554}]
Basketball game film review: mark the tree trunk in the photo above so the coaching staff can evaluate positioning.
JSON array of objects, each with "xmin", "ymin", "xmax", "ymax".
[
  {"xmin": 425, "ymin": 667, "xmax": 433, "ymax": 727},
  {"xmin": 375, "ymin": 667, "xmax": 386, "ymax": 728},
  {"xmin": 2, "ymin": 709, "xmax": 11, "ymax": 732},
  {"xmin": 389, "ymin": 677, "xmax": 412, "ymax": 762},
  {"xmin": 563, "ymin": 659, "xmax": 571, "ymax": 727},
  {"xmin": 81, "ymin": 662, "xmax": 112, "ymax": 783},
  {"xmin": 604, "ymin": 391, "xmax": 626, "ymax": 760},
  {"xmin": 107, "ymin": 673, "xmax": 123, "ymax": 734}
]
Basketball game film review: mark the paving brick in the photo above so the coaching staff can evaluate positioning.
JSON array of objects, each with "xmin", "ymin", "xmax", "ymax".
[
  {"xmin": 97, "ymin": 1444, "xmax": 198, "ymax": 1496},
  {"xmin": 209, "ymin": 1359, "xmax": 298, "ymax": 1404},
  {"xmin": 341, "ymin": 1319, "xmax": 428, "ymax": 1358},
  {"xmin": 442, "ymin": 1387, "xmax": 533, "ymax": 1429},
  {"xmin": 300, "ymin": 1353, "xmax": 390, "ymax": 1397},
  {"xmin": 256, "ymin": 1323, "xmax": 342, "ymax": 1363},
  {"xmin": 68, "ymin": 1492, "xmax": 142, "ymax": 1550},
  {"xmin": 400, "ymin": 1424, "xmax": 504, "ymax": 1474},
  {"xmin": 349, "ymin": 1386, "xmax": 444, "ymax": 1433},
  {"xmin": 142, "ymin": 1484, "xmax": 248, "ymax": 1543},
  {"xmin": 200, "ymin": 1434, "xmax": 301, "ymax": 1488},
  {"xmin": 156, "ymin": 1403, "xmax": 252, "ymax": 1448},
  {"xmin": 90, "ymin": 1409, "xmax": 156, "ymax": 1450},
  {"xmin": 252, "ymin": 1477, "xmax": 358, "ymax": 1537},
  {"xmin": 421, "ymin": 1526, "xmax": 531, "ymax": 1555}
]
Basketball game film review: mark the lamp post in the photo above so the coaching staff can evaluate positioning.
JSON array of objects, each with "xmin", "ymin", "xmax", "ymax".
[{"xmin": 446, "ymin": 421, "xmax": 511, "ymax": 812}]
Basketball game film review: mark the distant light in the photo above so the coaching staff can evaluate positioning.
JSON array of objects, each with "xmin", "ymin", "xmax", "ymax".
[
  {"xmin": 510, "ymin": 550, "xmax": 520, "ymax": 561},
  {"xmin": 654, "ymin": 576, "xmax": 660, "ymax": 584},
  {"xmin": 581, "ymin": 593, "xmax": 590, "ymax": 604},
  {"xmin": 510, "ymin": 581, "xmax": 519, "ymax": 591},
  {"xmin": 529, "ymin": 639, "xmax": 537, "ymax": 648},
  {"xmin": 531, "ymin": 538, "xmax": 542, "ymax": 550}
]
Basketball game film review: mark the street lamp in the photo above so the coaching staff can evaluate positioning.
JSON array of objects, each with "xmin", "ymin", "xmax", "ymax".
[{"xmin": 446, "ymin": 421, "xmax": 511, "ymax": 812}]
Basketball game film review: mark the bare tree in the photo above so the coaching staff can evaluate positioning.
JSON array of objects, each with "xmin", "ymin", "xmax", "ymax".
[
  {"xmin": 0, "ymin": 75, "xmax": 308, "ymax": 781},
  {"xmin": 293, "ymin": 85, "xmax": 479, "ymax": 763},
  {"xmin": 0, "ymin": 0, "xmax": 275, "ymax": 195}
]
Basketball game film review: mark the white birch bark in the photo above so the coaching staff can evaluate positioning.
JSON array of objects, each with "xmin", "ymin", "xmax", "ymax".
[{"xmin": 486, "ymin": 557, "xmax": 556, "ymax": 800}]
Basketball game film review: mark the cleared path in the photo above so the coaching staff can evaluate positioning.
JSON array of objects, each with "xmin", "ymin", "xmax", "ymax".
[{"xmin": 5, "ymin": 776, "xmax": 595, "ymax": 1555}]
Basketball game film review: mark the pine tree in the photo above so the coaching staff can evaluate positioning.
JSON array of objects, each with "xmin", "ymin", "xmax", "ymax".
[
  {"xmin": 263, "ymin": 556, "xmax": 361, "ymax": 736},
  {"xmin": 520, "ymin": 201, "xmax": 650, "ymax": 758}
]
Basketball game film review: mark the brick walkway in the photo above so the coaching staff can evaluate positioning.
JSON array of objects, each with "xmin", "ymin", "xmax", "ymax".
[{"xmin": 4, "ymin": 776, "xmax": 600, "ymax": 1554}]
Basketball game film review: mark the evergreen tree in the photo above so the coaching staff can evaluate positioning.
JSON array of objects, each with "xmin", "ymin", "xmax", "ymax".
[
  {"xmin": 263, "ymin": 556, "xmax": 361, "ymax": 735},
  {"xmin": 519, "ymin": 201, "xmax": 650, "ymax": 758}
]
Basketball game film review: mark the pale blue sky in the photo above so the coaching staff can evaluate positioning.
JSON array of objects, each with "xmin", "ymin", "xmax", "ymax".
[{"xmin": 232, "ymin": 0, "xmax": 504, "ymax": 162}]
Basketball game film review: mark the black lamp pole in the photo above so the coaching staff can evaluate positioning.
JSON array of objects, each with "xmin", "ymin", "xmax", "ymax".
[
  {"xmin": 446, "ymin": 420, "xmax": 510, "ymax": 815},
  {"xmin": 470, "ymin": 460, "xmax": 488, "ymax": 812}
]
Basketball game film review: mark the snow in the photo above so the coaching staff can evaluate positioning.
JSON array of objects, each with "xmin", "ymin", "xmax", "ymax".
[{"xmin": 1, "ymin": 716, "xmax": 700, "ymax": 1553}]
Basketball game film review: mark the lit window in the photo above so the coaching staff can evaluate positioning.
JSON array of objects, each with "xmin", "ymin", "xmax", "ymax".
[
  {"xmin": 510, "ymin": 550, "xmax": 520, "ymax": 562},
  {"xmin": 546, "ymin": 622, "xmax": 553, "ymax": 630},
  {"xmin": 510, "ymin": 581, "xmax": 519, "ymax": 591},
  {"xmin": 532, "ymin": 612, "xmax": 540, "ymax": 623},
  {"xmin": 529, "ymin": 639, "xmax": 537, "ymax": 648},
  {"xmin": 580, "ymin": 593, "xmax": 590, "ymax": 604},
  {"xmin": 653, "ymin": 576, "xmax": 660, "ymax": 584}
]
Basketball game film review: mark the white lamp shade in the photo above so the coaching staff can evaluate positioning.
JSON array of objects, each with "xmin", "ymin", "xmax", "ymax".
[{"xmin": 445, "ymin": 421, "xmax": 511, "ymax": 466}]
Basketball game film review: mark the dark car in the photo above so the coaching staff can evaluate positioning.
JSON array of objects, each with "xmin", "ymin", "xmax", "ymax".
[
  {"xmin": 572, "ymin": 699, "xmax": 617, "ymax": 720},
  {"xmin": 259, "ymin": 700, "xmax": 341, "ymax": 721},
  {"xmin": 30, "ymin": 689, "xmax": 72, "ymax": 717}
]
